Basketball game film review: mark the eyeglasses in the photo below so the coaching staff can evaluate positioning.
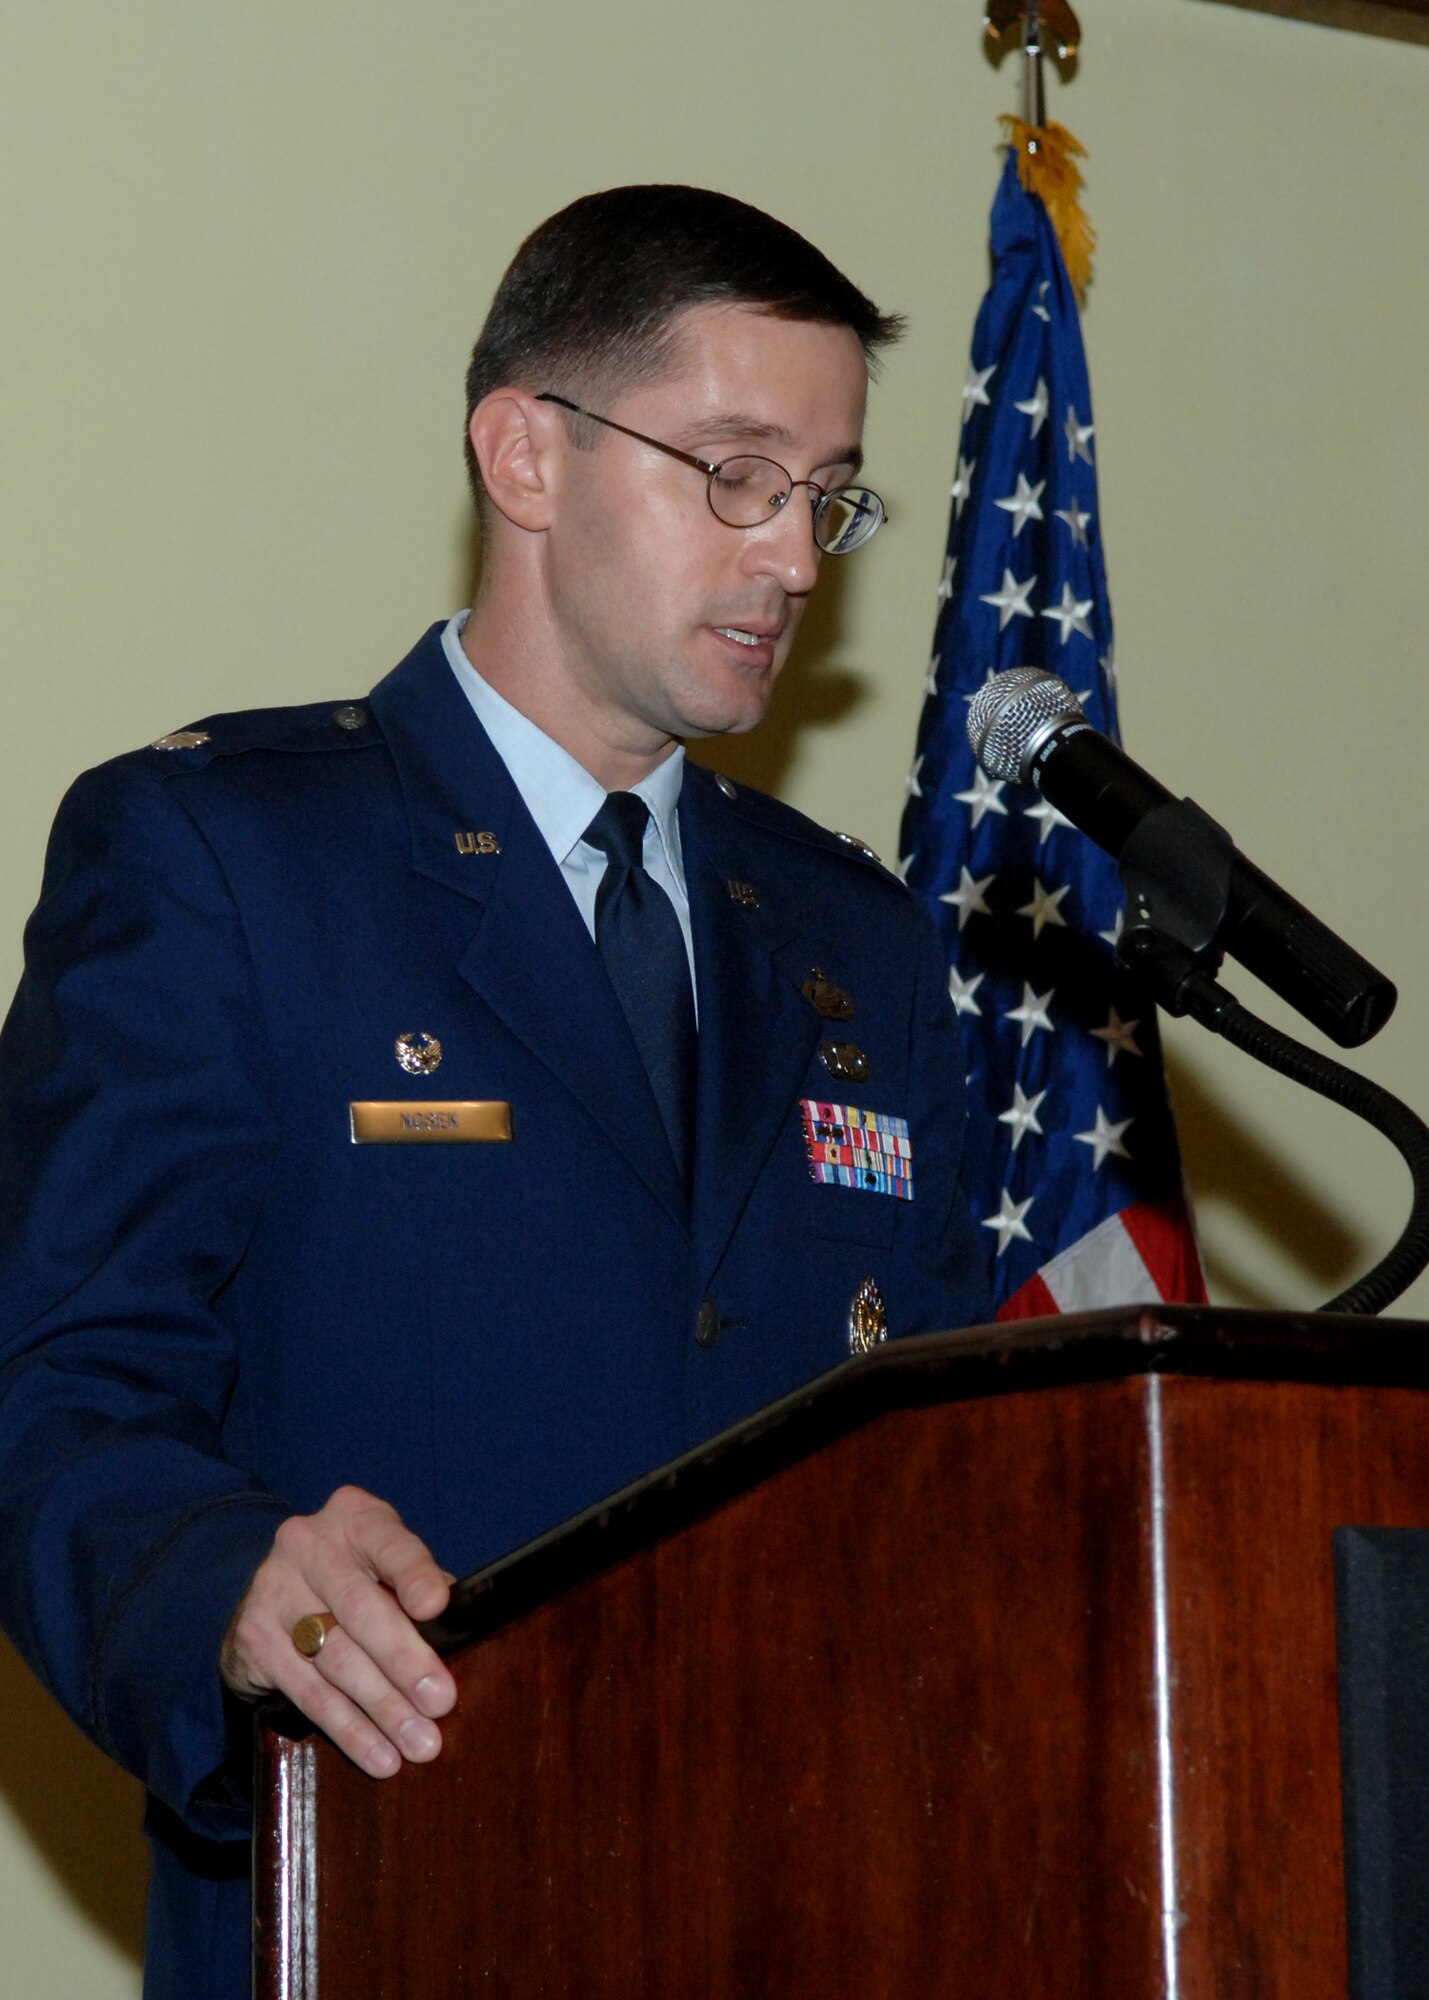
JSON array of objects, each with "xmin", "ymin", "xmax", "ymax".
[{"xmin": 536, "ymin": 393, "xmax": 887, "ymax": 555}]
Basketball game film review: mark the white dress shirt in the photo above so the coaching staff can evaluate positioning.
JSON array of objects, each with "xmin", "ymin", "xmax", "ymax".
[{"xmin": 441, "ymin": 611, "xmax": 697, "ymax": 1009}]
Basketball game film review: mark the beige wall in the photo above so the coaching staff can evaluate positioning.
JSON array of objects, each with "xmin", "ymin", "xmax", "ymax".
[{"xmin": 1, "ymin": 1, "xmax": 1425, "ymax": 1987}]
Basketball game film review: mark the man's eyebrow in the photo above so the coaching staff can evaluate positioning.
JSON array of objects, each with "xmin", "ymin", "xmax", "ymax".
[{"xmin": 671, "ymin": 414, "xmax": 865, "ymax": 477}]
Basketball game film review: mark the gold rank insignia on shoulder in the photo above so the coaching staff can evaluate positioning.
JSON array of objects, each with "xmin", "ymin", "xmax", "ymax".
[
  {"xmin": 802, "ymin": 967, "xmax": 854, "ymax": 1021},
  {"xmin": 820, "ymin": 1040, "xmax": 869, "ymax": 1083},
  {"xmin": 454, "ymin": 830, "xmax": 501, "ymax": 855},
  {"xmin": 849, "ymin": 1276, "xmax": 887, "ymax": 1355},
  {"xmin": 151, "ymin": 730, "xmax": 210, "ymax": 751},
  {"xmin": 726, "ymin": 879, "xmax": 759, "ymax": 908},
  {"xmin": 395, "ymin": 1031, "xmax": 442, "ymax": 1075}
]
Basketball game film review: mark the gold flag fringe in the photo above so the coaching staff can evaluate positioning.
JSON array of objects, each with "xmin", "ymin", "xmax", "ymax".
[{"xmin": 999, "ymin": 115, "xmax": 1096, "ymax": 299}]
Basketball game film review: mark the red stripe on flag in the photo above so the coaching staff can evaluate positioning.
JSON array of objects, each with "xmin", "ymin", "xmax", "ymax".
[
  {"xmin": 1120, "ymin": 1197, "xmax": 1207, "ymax": 1306},
  {"xmin": 996, "ymin": 1270, "xmax": 1059, "ymax": 1322}
]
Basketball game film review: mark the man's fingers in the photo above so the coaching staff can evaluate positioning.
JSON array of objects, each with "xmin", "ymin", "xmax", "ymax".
[
  {"xmin": 270, "ymin": 1651, "xmax": 405, "ymax": 1779},
  {"xmin": 222, "ymin": 1487, "xmax": 458, "ymax": 1755},
  {"xmin": 315, "ymin": 1568, "xmax": 455, "ymax": 1718},
  {"xmin": 307, "ymin": 1626, "xmax": 444, "ymax": 1763}
]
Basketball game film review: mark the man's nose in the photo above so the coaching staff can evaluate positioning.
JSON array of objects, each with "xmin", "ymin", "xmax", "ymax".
[{"xmin": 742, "ymin": 486, "xmax": 822, "ymax": 595}]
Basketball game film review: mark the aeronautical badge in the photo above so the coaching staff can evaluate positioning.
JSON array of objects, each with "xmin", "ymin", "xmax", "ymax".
[
  {"xmin": 800, "ymin": 1100, "xmax": 913, "ymax": 1201},
  {"xmin": 849, "ymin": 1276, "xmax": 888, "ymax": 1356}
]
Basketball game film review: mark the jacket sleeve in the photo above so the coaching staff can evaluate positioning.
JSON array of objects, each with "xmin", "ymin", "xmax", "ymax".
[{"xmin": 0, "ymin": 756, "xmax": 291, "ymax": 1837}]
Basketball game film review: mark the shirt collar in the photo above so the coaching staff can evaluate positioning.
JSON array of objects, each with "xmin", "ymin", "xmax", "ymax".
[{"xmin": 441, "ymin": 611, "xmax": 686, "ymax": 872}]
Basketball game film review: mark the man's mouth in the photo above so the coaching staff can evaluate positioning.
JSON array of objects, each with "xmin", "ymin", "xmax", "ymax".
[{"xmin": 712, "ymin": 625, "xmax": 780, "ymax": 649}]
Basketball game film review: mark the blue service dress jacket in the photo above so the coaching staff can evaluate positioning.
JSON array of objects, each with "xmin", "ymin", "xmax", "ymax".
[{"xmin": 0, "ymin": 623, "xmax": 990, "ymax": 1999}]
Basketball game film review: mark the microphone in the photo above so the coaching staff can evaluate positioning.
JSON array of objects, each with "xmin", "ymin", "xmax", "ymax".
[{"xmin": 965, "ymin": 667, "xmax": 1396, "ymax": 1048}]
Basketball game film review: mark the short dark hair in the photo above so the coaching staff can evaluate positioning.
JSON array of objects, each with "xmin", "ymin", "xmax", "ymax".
[{"xmin": 463, "ymin": 183, "xmax": 904, "ymax": 505}]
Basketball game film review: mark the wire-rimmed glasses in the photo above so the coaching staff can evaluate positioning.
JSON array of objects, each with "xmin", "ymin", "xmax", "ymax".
[{"xmin": 537, "ymin": 393, "xmax": 887, "ymax": 555}]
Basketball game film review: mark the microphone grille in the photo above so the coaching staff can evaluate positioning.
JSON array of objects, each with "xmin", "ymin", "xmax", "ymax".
[{"xmin": 966, "ymin": 668, "xmax": 1085, "ymax": 783}]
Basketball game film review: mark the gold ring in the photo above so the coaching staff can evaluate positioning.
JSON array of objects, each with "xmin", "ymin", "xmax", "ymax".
[{"xmin": 291, "ymin": 1611, "xmax": 338, "ymax": 1658}]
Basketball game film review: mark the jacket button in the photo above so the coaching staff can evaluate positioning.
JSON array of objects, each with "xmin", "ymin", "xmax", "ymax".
[
  {"xmin": 332, "ymin": 704, "xmax": 368, "ymax": 731},
  {"xmin": 694, "ymin": 1299, "xmax": 721, "ymax": 1348}
]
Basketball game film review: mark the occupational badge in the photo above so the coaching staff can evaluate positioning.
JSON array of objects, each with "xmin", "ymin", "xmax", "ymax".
[
  {"xmin": 801, "ymin": 967, "xmax": 854, "ymax": 1021},
  {"xmin": 819, "ymin": 1041, "xmax": 869, "ymax": 1084}
]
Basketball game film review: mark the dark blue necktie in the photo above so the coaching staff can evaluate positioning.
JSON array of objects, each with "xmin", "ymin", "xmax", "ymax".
[{"xmin": 583, "ymin": 791, "xmax": 697, "ymax": 1177}]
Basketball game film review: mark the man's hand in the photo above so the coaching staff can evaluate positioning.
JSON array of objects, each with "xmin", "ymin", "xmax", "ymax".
[{"xmin": 221, "ymin": 1485, "xmax": 456, "ymax": 1779}]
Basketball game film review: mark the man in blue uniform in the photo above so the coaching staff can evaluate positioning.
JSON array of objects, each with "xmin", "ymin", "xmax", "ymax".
[{"xmin": 0, "ymin": 185, "xmax": 989, "ymax": 1996}]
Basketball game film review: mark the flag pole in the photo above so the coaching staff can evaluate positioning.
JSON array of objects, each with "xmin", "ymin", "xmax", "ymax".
[{"xmin": 1023, "ymin": 0, "xmax": 1046, "ymax": 134}]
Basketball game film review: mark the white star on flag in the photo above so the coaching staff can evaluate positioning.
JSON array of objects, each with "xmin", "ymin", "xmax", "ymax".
[
  {"xmin": 982, "ymin": 1188, "xmax": 1036, "ymax": 1257},
  {"xmin": 905, "ymin": 754, "xmax": 924, "ymax": 799},
  {"xmin": 953, "ymin": 768, "xmax": 1009, "ymax": 828},
  {"xmin": 1075, "ymin": 1106, "xmax": 1133, "ymax": 1170},
  {"xmin": 924, "ymin": 652, "xmax": 940, "ymax": 696},
  {"xmin": 1091, "ymin": 1005, "xmax": 1142, "ymax": 1065},
  {"xmin": 1014, "ymin": 375, "xmax": 1050, "ymax": 437},
  {"xmin": 961, "ymin": 667, "xmax": 999, "ymax": 707},
  {"xmin": 979, "ymin": 567, "xmax": 1036, "ymax": 631},
  {"xmin": 893, "ymin": 853, "xmax": 915, "ymax": 882},
  {"xmin": 1042, "ymin": 582, "xmax": 1094, "ymax": 646},
  {"xmin": 994, "ymin": 473, "xmax": 1046, "ymax": 537},
  {"xmin": 947, "ymin": 965, "xmax": 985, "ymax": 1017},
  {"xmin": 1055, "ymin": 498, "xmax": 1092, "ymax": 548},
  {"xmin": 1031, "ymin": 280, "xmax": 1051, "ymax": 323},
  {"xmin": 937, "ymin": 555, "xmax": 957, "ymax": 601},
  {"xmin": 939, "ymin": 866, "xmax": 994, "ymax": 930},
  {"xmin": 1064, "ymin": 405, "xmax": 1095, "ymax": 465},
  {"xmin": 950, "ymin": 458, "xmax": 975, "ymax": 516},
  {"xmin": 963, "ymin": 364, "xmax": 996, "ymax": 413},
  {"xmin": 1024, "ymin": 796, "xmax": 1073, "ymax": 847},
  {"xmin": 1100, "ymin": 645, "xmax": 1116, "ymax": 690},
  {"xmin": 1005, "ymin": 981, "xmax": 1055, "ymax": 1047},
  {"xmin": 997, "ymin": 1082, "xmax": 1048, "ymax": 1153},
  {"xmin": 1017, "ymin": 877, "xmax": 1072, "ymax": 938},
  {"xmin": 1099, "ymin": 908, "xmax": 1125, "ymax": 949}
]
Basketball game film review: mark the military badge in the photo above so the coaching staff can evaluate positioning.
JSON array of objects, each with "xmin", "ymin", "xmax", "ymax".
[
  {"xmin": 849, "ymin": 1275, "xmax": 888, "ymax": 1355},
  {"xmin": 800, "ymin": 1100, "xmax": 913, "ymax": 1200},
  {"xmin": 395, "ymin": 1031, "xmax": 443, "ymax": 1075}
]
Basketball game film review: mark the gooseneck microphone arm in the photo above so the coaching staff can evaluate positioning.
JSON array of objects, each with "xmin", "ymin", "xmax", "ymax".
[
  {"xmin": 965, "ymin": 668, "xmax": 1429, "ymax": 1314},
  {"xmin": 1116, "ymin": 930, "xmax": 1429, "ymax": 1314}
]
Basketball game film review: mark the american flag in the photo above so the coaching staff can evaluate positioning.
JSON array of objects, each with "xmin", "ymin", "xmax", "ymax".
[{"xmin": 899, "ymin": 147, "xmax": 1206, "ymax": 1319}]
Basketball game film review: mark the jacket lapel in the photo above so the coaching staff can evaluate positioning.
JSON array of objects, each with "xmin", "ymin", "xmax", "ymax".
[
  {"xmin": 681, "ymin": 773, "xmax": 823, "ymax": 1287},
  {"xmin": 368, "ymin": 629, "xmax": 686, "ymax": 1228}
]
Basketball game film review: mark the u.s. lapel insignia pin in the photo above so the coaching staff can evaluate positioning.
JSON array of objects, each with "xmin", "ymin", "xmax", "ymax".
[
  {"xmin": 395, "ymin": 1031, "xmax": 443, "ymax": 1075},
  {"xmin": 726, "ymin": 879, "xmax": 759, "ymax": 908},
  {"xmin": 849, "ymin": 1276, "xmax": 887, "ymax": 1355},
  {"xmin": 454, "ymin": 830, "xmax": 501, "ymax": 855}
]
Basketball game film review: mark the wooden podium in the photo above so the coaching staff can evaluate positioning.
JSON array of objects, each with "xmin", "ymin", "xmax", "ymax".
[{"xmin": 254, "ymin": 1305, "xmax": 1429, "ymax": 1999}]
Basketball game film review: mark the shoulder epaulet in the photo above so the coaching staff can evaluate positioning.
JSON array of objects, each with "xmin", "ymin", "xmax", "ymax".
[
  {"xmin": 695, "ymin": 765, "xmax": 908, "ymax": 889},
  {"xmin": 136, "ymin": 699, "xmax": 378, "ymax": 769}
]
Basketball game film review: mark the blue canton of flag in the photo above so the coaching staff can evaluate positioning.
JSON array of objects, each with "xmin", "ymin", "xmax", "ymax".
[{"xmin": 900, "ymin": 148, "xmax": 1205, "ymax": 1319}]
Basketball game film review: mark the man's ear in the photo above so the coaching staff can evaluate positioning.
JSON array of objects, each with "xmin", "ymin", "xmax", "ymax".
[{"xmin": 468, "ymin": 391, "xmax": 561, "ymax": 531}]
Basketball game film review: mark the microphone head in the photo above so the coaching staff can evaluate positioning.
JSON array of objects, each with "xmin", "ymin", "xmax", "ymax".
[{"xmin": 967, "ymin": 667, "xmax": 1085, "ymax": 783}]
